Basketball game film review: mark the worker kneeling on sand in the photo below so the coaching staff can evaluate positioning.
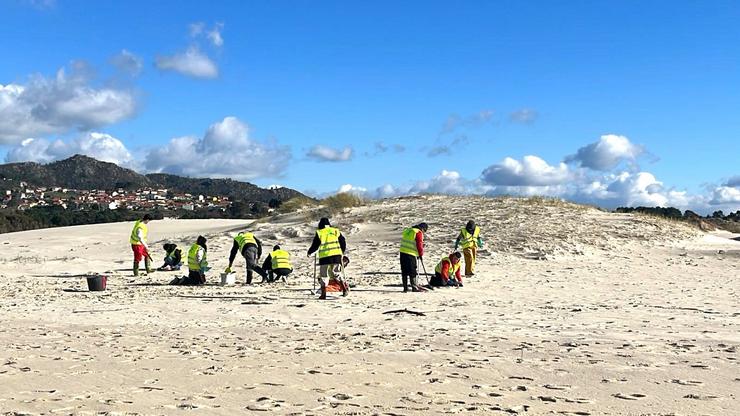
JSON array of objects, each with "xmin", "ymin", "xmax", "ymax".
[
  {"xmin": 431, "ymin": 252, "xmax": 463, "ymax": 287},
  {"xmin": 454, "ymin": 220, "xmax": 483, "ymax": 276},
  {"xmin": 171, "ymin": 236, "xmax": 208, "ymax": 285},
  {"xmin": 158, "ymin": 243, "xmax": 183, "ymax": 271},
  {"xmin": 130, "ymin": 214, "xmax": 154, "ymax": 276},
  {"xmin": 262, "ymin": 245, "xmax": 293, "ymax": 283},
  {"xmin": 399, "ymin": 222, "xmax": 428, "ymax": 292},
  {"xmin": 307, "ymin": 217, "xmax": 349, "ymax": 299}
]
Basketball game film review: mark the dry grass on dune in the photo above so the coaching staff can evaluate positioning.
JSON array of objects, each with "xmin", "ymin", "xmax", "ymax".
[{"xmin": 329, "ymin": 195, "xmax": 702, "ymax": 259}]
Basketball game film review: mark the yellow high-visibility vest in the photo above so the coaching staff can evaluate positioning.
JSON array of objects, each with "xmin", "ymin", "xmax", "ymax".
[
  {"xmin": 435, "ymin": 256, "xmax": 460, "ymax": 276},
  {"xmin": 399, "ymin": 227, "xmax": 421, "ymax": 257},
  {"xmin": 459, "ymin": 226, "xmax": 480, "ymax": 249},
  {"xmin": 317, "ymin": 227, "xmax": 342, "ymax": 259},
  {"xmin": 129, "ymin": 220, "xmax": 148, "ymax": 245},
  {"xmin": 234, "ymin": 232, "xmax": 257, "ymax": 251},
  {"xmin": 271, "ymin": 249, "xmax": 292, "ymax": 269},
  {"xmin": 188, "ymin": 244, "xmax": 206, "ymax": 271}
]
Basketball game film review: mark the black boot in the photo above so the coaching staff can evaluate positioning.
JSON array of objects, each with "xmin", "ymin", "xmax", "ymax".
[
  {"xmin": 246, "ymin": 270, "xmax": 253, "ymax": 285},
  {"xmin": 402, "ymin": 275, "xmax": 409, "ymax": 292},
  {"xmin": 133, "ymin": 261, "xmax": 139, "ymax": 277},
  {"xmin": 410, "ymin": 276, "xmax": 420, "ymax": 292}
]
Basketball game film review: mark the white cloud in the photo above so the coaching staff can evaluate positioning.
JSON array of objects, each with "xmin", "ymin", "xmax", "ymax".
[
  {"xmin": 338, "ymin": 184, "xmax": 367, "ymax": 194},
  {"xmin": 481, "ymin": 155, "xmax": 571, "ymax": 186},
  {"xmin": 566, "ymin": 134, "xmax": 644, "ymax": 171},
  {"xmin": 111, "ymin": 49, "xmax": 143, "ymax": 76},
  {"xmin": 509, "ymin": 108, "xmax": 538, "ymax": 124},
  {"xmin": 306, "ymin": 145, "xmax": 353, "ymax": 162},
  {"xmin": 155, "ymin": 47, "xmax": 218, "ymax": 79},
  {"xmin": 144, "ymin": 116, "xmax": 289, "ymax": 180},
  {"xmin": 5, "ymin": 132, "xmax": 134, "ymax": 166},
  {"xmin": 0, "ymin": 65, "xmax": 137, "ymax": 143},
  {"xmin": 207, "ymin": 23, "xmax": 224, "ymax": 47},
  {"xmin": 710, "ymin": 186, "xmax": 740, "ymax": 205}
]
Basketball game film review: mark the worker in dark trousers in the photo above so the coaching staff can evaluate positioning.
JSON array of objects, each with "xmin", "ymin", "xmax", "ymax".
[{"xmin": 399, "ymin": 222, "xmax": 428, "ymax": 292}]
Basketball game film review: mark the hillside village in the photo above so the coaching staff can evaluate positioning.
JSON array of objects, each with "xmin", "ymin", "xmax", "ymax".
[{"xmin": 2, "ymin": 179, "xmax": 233, "ymax": 212}]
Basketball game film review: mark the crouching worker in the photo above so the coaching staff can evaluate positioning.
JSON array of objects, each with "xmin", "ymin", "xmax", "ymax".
[
  {"xmin": 431, "ymin": 252, "xmax": 463, "ymax": 287},
  {"xmin": 158, "ymin": 243, "xmax": 183, "ymax": 271},
  {"xmin": 226, "ymin": 231, "xmax": 268, "ymax": 285},
  {"xmin": 170, "ymin": 236, "xmax": 208, "ymax": 285},
  {"xmin": 262, "ymin": 245, "xmax": 293, "ymax": 283}
]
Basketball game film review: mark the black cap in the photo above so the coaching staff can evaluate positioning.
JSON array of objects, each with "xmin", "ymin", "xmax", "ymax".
[
  {"xmin": 318, "ymin": 217, "xmax": 331, "ymax": 229},
  {"xmin": 416, "ymin": 222, "xmax": 428, "ymax": 232},
  {"xmin": 142, "ymin": 214, "xmax": 153, "ymax": 221},
  {"xmin": 273, "ymin": 244, "xmax": 281, "ymax": 251}
]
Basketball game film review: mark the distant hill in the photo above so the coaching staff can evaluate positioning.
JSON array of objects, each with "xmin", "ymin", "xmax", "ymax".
[{"xmin": 0, "ymin": 155, "xmax": 307, "ymax": 203}]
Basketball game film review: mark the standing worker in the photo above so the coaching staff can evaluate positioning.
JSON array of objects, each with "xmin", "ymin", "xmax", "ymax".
[
  {"xmin": 262, "ymin": 245, "xmax": 293, "ymax": 283},
  {"xmin": 399, "ymin": 222, "xmax": 428, "ymax": 292},
  {"xmin": 130, "ymin": 214, "xmax": 154, "ymax": 276},
  {"xmin": 431, "ymin": 252, "xmax": 463, "ymax": 287},
  {"xmin": 307, "ymin": 217, "xmax": 348, "ymax": 299},
  {"xmin": 455, "ymin": 220, "xmax": 483, "ymax": 276},
  {"xmin": 225, "ymin": 231, "xmax": 268, "ymax": 284}
]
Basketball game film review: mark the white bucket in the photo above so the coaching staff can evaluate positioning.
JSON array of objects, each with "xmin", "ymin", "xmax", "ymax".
[{"xmin": 220, "ymin": 272, "xmax": 236, "ymax": 286}]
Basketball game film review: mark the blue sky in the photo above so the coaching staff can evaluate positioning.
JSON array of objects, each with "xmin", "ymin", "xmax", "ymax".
[{"xmin": 1, "ymin": 0, "xmax": 738, "ymax": 213}]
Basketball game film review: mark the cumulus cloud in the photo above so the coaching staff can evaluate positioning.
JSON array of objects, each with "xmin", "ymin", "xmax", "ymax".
[
  {"xmin": 566, "ymin": 134, "xmax": 644, "ymax": 171},
  {"xmin": 334, "ymin": 170, "xmax": 473, "ymax": 199},
  {"xmin": 0, "ymin": 64, "xmax": 137, "ymax": 143},
  {"xmin": 710, "ymin": 186, "xmax": 740, "ymax": 205},
  {"xmin": 509, "ymin": 108, "xmax": 538, "ymax": 124},
  {"xmin": 724, "ymin": 176, "xmax": 740, "ymax": 188},
  {"xmin": 306, "ymin": 145, "xmax": 353, "ymax": 162},
  {"xmin": 481, "ymin": 155, "xmax": 571, "ymax": 186},
  {"xmin": 155, "ymin": 47, "xmax": 218, "ymax": 79},
  {"xmin": 144, "ymin": 116, "xmax": 289, "ymax": 180},
  {"xmin": 111, "ymin": 49, "xmax": 143, "ymax": 76},
  {"xmin": 5, "ymin": 132, "xmax": 134, "ymax": 166}
]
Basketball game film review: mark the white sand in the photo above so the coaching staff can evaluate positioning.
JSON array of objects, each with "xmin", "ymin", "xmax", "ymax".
[{"xmin": 0, "ymin": 196, "xmax": 738, "ymax": 415}]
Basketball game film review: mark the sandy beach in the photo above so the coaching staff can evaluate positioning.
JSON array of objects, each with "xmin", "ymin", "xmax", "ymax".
[{"xmin": 0, "ymin": 196, "xmax": 738, "ymax": 415}]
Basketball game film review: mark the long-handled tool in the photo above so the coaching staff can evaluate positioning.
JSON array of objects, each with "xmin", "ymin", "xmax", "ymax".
[
  {"xmin": 311, "ymin": 253, "xmax": 317, "ymax": 295},
  {"xmin": 419, "ymin": 257, "xmax": 433, "ymax": 290},
  {"xmin": 338, "ymin": 254, "xmax": 349, "ymax": 296}
]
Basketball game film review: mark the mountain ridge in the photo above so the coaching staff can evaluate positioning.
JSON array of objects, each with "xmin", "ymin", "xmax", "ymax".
[{"xmin": 0, "ymin": 155, "xmax": 307, "ymax": 203}]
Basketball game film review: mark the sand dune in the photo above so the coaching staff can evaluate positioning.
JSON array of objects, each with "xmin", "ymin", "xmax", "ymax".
[{"xmin": 0, "ymin": 196, "xmax": 738, "ymax": 415}]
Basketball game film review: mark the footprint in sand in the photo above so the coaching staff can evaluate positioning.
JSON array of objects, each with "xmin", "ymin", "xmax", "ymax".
[{"xmin": 246, "ymin": 396, "xmax": 285, "ymax": 411}]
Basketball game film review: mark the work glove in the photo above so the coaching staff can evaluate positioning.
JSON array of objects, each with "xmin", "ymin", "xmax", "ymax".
[
  {"xmin": 477, "ymin": 237, "xmax": 484, "ymax": 248},
  {"xmin": 453, "ymin": 243, "xmax": 458, "ymax": 250},
  {"xmin": 224, "ymin": 266, "xmax": 232, "ymax": 274}
]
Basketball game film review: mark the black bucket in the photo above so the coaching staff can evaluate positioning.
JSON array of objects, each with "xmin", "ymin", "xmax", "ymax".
[{"xmin": 86, "ymin": 275, "xmax": 107, "ymax": 291}]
